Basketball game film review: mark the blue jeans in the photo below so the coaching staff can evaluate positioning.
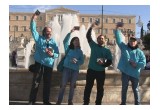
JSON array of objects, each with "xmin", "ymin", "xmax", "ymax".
[
  {"xmin": 121, "ymin": 73, "xmax": 140, "ymax": 105},
  {"xmin": 57, "ymin": 67, "xmax": 79, "ymax": 103}
]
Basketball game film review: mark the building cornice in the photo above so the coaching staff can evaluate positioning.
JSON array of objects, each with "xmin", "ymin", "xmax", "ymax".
[{"xmin": 45, "ymin": 6, "xmax": 79, "ymax": 14}]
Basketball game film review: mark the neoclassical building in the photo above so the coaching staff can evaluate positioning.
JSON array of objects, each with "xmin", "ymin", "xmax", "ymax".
[{"xmin": 9, "ymin": 6, "xmax": 136, "ymax": 44}]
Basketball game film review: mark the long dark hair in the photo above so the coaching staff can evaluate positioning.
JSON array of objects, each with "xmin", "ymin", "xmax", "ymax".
[
  {"xmin": 69, "ymin": 37, "xmax": 80, "ymax": 49},
  {"xmin": 42, "ymin": 27, "xmax": 52, "ymax": 36}
]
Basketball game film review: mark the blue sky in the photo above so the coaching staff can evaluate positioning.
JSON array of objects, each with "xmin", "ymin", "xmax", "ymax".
[{"xmin": 9, "ymin": 5, "xmax": 150, "ymax": 38}]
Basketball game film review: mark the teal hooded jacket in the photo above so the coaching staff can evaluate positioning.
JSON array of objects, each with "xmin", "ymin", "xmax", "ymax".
[
  {"xmin": 114, "ymin": 29, "xmax": 146, "ymax": 79},
  {"xmin": 63, "ymin": 33, "xmax": 84, "ymax": 71},
  {"xmin": 30, "ymin": 20, "xmax": 59, "ymax": 68},
  {"xmin": 86, "ymin": 27, "xmax": 112, "ymax": 71}
]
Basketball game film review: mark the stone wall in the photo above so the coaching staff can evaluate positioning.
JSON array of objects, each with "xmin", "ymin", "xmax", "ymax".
[{"xmin": 9, "ymin": 69, "xmax": 150, "ymax": 104}]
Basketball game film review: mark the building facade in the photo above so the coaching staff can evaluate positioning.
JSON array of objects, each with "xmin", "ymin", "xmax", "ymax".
[{"xmin": 9, "ymin": 6, "xmax": 136, "ymax": 44}]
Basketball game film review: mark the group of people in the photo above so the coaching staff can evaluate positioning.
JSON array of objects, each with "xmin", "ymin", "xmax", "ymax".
[{"xmin": 28, "ymin": 13, "xmax": 146, "ymax": 105}]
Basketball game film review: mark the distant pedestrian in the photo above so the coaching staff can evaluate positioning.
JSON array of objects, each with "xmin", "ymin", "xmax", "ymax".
[{"xmin": 11, "ymin": 50, "xmax": 17, "ymax": 67}]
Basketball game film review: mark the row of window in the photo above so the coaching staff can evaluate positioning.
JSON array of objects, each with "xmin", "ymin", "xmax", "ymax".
[
  {"xmin": 95, "ymin": 29, "xmax": 113, "ymax": 34},
  {"xmin": 9, "ymin": 26, "xmax": 27, "ymax": 32},
  {"xmin": 94, "ymin": 29, "xmax": 134, "ymax": 35},
  {"xmin": 9, "ymin": 16, "xmax": 43, "ymax": 21},
  {"xmin": 9, "ymin": 26, "xmax": 43, "ymax": 32},
  {"xmin": 47, "ymin": 16, "xmax": 132, "ymax": 24},
  {"xmin": 9, "ymin": 25, "xmax": 133, "ymax": 35},
  {"xmin": 81, "ymin": 17, "xmax": 132, "ymax": 24},
  {"xmin": 10, "ymin": 15, "xmax": 132, "ymax": 24}
]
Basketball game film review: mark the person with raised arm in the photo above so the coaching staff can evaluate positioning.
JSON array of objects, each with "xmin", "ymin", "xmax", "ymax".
[
  {"xmin": 29, "ymin": 11, "xmax": 59, "ymax": 105},
  {"xmin": 56, "ymin": 27, "xmax": 84, "ymax": 105},
  {"xmin": 114, "ymin": 22, "xmax": 146, "ymax": 105},
  {"xmin": 83, "ymin": 22, "xmax": 112, "ymax": 105}
]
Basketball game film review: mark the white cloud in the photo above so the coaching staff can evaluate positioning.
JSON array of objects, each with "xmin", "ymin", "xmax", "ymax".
[{"xmin": 32, "ymin": 5, "xmax": 57, "ymax": 12}]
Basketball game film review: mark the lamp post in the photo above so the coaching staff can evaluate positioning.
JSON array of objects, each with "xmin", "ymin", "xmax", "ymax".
[
  {"xmin": 101, "ymin": 5, "xmax": 104, "ymax": 35},
  {"xmin": 14, "ymin": 25, "xmax": 16, "ymax": 38},
  {"xmin": 13, "ymin": 25, "xmax": 17, "ymax": 42}
]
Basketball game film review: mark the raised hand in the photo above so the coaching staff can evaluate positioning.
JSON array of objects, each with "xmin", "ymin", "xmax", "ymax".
[{"xmin": 116, "ymin": 22, "xmax": 124, "ymax": 29}]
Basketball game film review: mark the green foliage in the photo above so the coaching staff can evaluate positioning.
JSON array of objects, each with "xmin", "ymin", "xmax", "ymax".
[{"xmin": 142, "ymin": 33, "xmax": 150, "ymax": 50}]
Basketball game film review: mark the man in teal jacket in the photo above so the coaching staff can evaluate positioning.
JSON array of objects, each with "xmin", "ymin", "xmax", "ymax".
[
  {"xmin": 29, "ymin": 13, "xmax": 59, "ymax": 105},
  {"xmin": 115, "ymin": 22, "xmax": 146, "ymax": 105},
  {"xmin": 83, "ymin": 22, "xmax": 112, "ymax": 105}
]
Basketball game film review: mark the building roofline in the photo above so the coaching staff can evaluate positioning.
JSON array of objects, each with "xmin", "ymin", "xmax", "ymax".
[
  {"xmin": 9, "ymin": 12, "xmax": 135, "ymax": 17},
  {"xmin": 45, "ymin": 6, "xmax": 79, "ymax": 14},
  {"xmin": 9, "ymin": 12, "xmax": 45, "ymax": 15}
]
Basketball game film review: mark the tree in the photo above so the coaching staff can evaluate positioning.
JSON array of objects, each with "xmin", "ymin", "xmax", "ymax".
[
  {"xmin": 142, "ymin": 21, "xmax": 150, "ymax": 50},
  {"xmin": 142, "ymin": 33, "xmax": 150, "ymax": 50}
]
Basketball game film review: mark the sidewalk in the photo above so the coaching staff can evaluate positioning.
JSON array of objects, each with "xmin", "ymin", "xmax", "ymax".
[{"xmin": 9, "ymin": 100, "xmax": 149, "ymax": 105}]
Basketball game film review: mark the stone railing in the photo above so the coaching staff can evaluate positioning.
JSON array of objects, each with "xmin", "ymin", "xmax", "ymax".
[{"xmin": 9, "ymin": 69, "xmax": 150, "ymax": 104}]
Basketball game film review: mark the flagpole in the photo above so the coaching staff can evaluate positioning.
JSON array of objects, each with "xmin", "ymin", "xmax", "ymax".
[{"xmin": 101, "ymin": 5, "xmax": 103, "ymax": 35}]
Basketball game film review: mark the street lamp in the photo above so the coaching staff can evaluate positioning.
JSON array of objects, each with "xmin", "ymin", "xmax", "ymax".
[
  {"xmin": 101, "ymin": 5, "xmax": 103, "ymax": 35},
  {"xmin": 13, "ymin": 25, "xmax": 17, "ymax": 42}
]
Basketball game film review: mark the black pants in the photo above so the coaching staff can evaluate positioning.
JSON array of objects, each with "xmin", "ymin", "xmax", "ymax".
[
  {"xmin": 83, "ymin": 68, "xmax": 105, "ymax": 105},
  {"xmin": 29, "ymin": 62, "xmax": 52, "ymax": 103},
  {"xmin": 11, "ymin": 57, "xmax": 17, "ymax": 67}
]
